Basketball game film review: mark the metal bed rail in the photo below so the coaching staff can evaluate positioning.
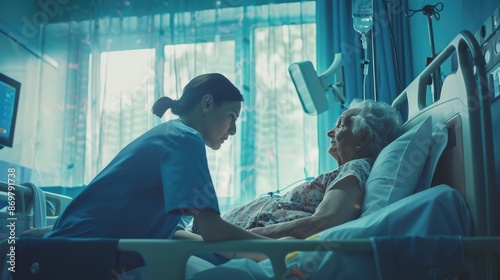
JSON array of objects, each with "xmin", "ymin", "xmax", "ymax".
[{"xmin": 118, "ymin": 237, "xmax": 500, "ymax": 279}]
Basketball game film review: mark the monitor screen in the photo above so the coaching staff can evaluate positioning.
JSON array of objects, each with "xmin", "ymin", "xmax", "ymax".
[
  {"xmin": 288, "ymin": 61, "xmax": 328, "ymax": 115},
  {"xmin": 0, "ymin": 73, "xmax": 21, "ymax": 148}
]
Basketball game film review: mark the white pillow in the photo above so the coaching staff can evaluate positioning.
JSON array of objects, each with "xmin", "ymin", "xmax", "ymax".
[
  {"xmin": 413, "ymin": 122, "xmax": 448, "ymax": 193},
  {"xmin": 361, "ymin": 116, "xmax": 432, "ymax": 217}
]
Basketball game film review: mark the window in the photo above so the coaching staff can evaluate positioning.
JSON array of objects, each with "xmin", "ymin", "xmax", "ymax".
[
  {"xmin": 85, "ymin": 49, "xmax": 156, "ymax": 179},
  {"xmin": 252, "ymin": 23, "xmax": 318, "ymax": 199}
]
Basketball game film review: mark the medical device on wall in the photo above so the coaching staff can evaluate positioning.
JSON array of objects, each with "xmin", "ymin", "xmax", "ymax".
[
  {"xmin": 288, "ymin": 53, "xmax": 345, "ymax": 115},
  {"xmin": 475, "ymin": 3, "xmax": 500, "ymax": 189},
  {"xmin": 0, "ymin": 73, "xmax": 21, "ymax": 149}
]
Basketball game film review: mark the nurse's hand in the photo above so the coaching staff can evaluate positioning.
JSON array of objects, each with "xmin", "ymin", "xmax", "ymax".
[
  {"xmin": 173, "ymin": 229, "xmax": 203, "ymax": 240},
  {"xmin": 248, "ymin": 227, "xmax": 264, "ymax": 235}
]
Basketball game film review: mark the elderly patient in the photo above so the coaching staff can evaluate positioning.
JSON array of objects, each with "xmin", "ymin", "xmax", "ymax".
[{"xmin": 219, "ymin": 99, "xmax": 402, "ymax": 239}]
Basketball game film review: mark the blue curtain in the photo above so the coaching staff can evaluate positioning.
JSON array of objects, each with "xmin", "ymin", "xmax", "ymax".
[
  {"xmin": 316, "ymin": 0, "xmax": 413, "ymax": 173},
  {"xmin": 372, "ymin": 0, "xmax": 414, "ymax": 104}
]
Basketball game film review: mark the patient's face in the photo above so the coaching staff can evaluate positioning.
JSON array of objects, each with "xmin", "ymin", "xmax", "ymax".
[{"xmin": 327, "ymin": 109, "xmax": 362, "ymax": 165}]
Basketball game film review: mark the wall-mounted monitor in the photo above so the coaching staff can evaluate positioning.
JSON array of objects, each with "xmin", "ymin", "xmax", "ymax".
[
  {"xmin": 0, "ymin": 73, "xmax": 21, "ymax": 149},
  {"xmin": 288, "ymin": 53, "xmax": 345, "ymax": 116},
  {"xmin": 288, "ymin": 61, "xmax": 328, "ymax": 115}
]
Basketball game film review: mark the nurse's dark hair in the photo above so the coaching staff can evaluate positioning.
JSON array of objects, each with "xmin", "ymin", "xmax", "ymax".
[{"xmin": 152, "ymin": 73, "xmax": 244, "ymax": 118}]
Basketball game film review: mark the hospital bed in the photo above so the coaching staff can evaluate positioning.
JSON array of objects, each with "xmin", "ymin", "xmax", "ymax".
[{"xmin": 1, "ymin": 30, "xmax": 499, "ymax": 279}]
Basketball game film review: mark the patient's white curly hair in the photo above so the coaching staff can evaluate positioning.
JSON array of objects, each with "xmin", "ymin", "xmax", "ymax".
[{"xmin": 348, "ymin": 99, "xmax": 403, "ymax": 157}]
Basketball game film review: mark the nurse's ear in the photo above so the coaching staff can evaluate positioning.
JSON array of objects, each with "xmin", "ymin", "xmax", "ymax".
[{"xmin": 200, "ymin": 94, "xmax": 214, "ymax": 114}]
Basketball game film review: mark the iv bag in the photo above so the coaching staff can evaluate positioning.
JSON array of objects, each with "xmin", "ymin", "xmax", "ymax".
[{"xmin": 352, "ymin": 0, "xmax": 373, "ymax": 34}]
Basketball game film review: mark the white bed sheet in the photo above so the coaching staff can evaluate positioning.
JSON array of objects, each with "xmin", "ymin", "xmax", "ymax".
[{"xmin": 186, "ymin": 184, "xmax": 472, "ymax": 280}]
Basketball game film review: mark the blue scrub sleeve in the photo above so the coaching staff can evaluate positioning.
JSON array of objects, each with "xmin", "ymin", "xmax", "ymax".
[{"xmin": 161, "ymin": 132, "xmax": 220, "ymax": 215}]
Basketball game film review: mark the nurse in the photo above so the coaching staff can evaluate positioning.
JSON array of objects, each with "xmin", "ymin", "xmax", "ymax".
[{"xmin": 45, "ymin": 73, "xmax": 266, "ymax": 243}]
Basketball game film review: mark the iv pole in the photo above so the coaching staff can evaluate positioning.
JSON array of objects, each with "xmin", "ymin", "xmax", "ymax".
[
  {"xmin": 407, "ymin": 3, "xmax": 444, "ymax": 101},
  {"xmin": 424, "ymin": 4, "xmax": 443, "ymax": 101}
]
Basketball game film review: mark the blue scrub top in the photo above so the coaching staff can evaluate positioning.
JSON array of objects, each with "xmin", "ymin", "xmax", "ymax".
[{"xmin": 46, "ymin": 119, "xmax": 219, "ymax": 239}]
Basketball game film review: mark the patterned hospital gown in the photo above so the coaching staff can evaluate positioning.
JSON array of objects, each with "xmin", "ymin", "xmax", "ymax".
[{"xmin": 221, "ymin": 158, "xmax": 374, "ymax": 230}]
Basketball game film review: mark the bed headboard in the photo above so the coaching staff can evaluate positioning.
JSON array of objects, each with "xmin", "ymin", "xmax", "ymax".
[{"xmin": 393, "ymin": 30, "xmax": 498, "ymax": 237}]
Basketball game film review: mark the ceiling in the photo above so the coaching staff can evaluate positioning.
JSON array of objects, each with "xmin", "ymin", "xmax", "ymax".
[{"xmin": 46, "ymin": 0, "xmax": 314, "ymax": 23}]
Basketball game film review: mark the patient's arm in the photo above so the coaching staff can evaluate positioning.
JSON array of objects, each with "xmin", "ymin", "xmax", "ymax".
[{"xmin": 249, "ymin": 175, "xmax": 363, "ymax": 239}]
